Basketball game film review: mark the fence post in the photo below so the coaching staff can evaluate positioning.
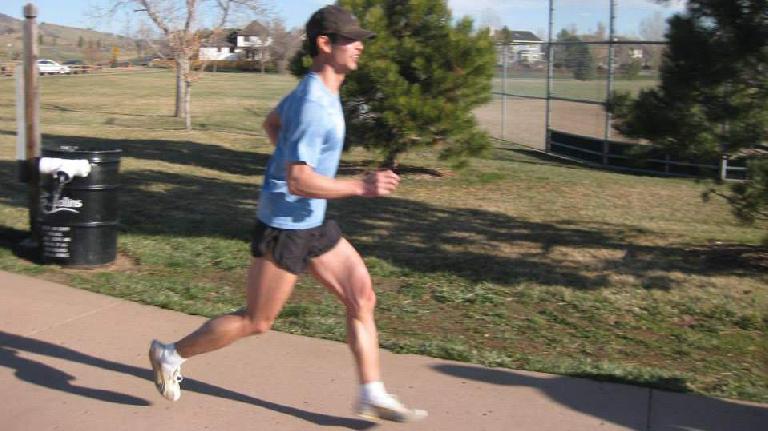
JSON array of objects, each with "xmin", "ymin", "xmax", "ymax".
[
  {"xmin": 501, "ymin": 44, "xmax": 508, "ymax": 141},
  {"xmin": 603, "ymin": 0, "xmax": 616, "ymax": 166},
  {"xmin": 544, "ymin": 0, "xmax": 554, "ymax": 153},
  {"xmin": 23, "ymin": 3, "xmax": 41, "ymax": 252},
  {"xmin": 720, "ymin": 154, "xmax": 729, "ymax": 181}
]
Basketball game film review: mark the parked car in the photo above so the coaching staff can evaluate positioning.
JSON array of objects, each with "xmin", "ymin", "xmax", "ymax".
[
  {"xmin": 131, "ymin": 56, "xmax": 155, "ymax": 66},
  {"xmin": 36, "ymin": 59, "xmax": 70, "ymax": 75}
]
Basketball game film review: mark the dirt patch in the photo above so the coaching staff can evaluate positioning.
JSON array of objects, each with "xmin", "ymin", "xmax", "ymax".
[
  {"xmin": 59, "ymin": 252, "xmax": 140, "ymax": 273},
  {"xmin": 474, "ymin": 97, "xmax": 639, "ymax": 150}
]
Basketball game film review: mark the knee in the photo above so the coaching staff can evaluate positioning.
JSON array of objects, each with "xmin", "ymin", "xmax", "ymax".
[
  {"xmin": 359, "ymin": 288, "xmax": 377, "ymax": 314},
  {"xmin": 347, "ymin": 277, "xmax": 376, "ymax": 318}
]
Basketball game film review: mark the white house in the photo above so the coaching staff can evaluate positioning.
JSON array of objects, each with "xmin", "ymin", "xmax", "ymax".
[
  {"xmin": 234, "ymin": 34, "xmax": 273, "ymax": 60},
  {"xmin": 233, "ymin": 21, "xmax": 274, "ymax": 61},
  {"xmin": 497, "ymin": 31, "xmax": 544, "ymax": 65},
  {"xmin": 198, "ymin": 26, "xmax": 274, "ymax": 62},
  {"xmin": 199, "ymin": 44, "xmax": 239, "ymax": 61}
]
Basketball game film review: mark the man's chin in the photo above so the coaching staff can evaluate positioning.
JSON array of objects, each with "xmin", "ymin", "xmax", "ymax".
[{"xmin": 334, "ymin": 62, "xmax": 358, "ymax": 74}]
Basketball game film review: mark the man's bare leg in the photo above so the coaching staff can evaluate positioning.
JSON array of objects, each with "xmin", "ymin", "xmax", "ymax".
[
  {"xmin": 310, "ymin": 238, "xmax": 380, "ymax": 383},
  {"xmin": 309, "ymin": 238, "xmax": 426, "ymax": 422},
  {"xmin": 175, "ymin": 257, "xmax": 298, "ymax": 357},
  {"xmin": 149, "ymin": 257, "xmax": 296, "ymax": 401}
]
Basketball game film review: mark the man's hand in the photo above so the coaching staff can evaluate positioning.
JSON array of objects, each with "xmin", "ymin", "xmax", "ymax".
[{"xmin": 361, "ymin": 169, "xmax": 400, "ymax": 197}]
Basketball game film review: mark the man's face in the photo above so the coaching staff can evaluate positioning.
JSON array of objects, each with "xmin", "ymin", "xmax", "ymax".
[{"xmin": 329, "ymin": 35, "xmax": 364, "ymax": 72}]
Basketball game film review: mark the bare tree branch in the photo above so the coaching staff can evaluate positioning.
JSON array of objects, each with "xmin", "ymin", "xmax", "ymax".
[
  {"xmin": 215, "ymin": 0, "xmax": 231, "ymax": 29},
  {"xmin": 184, "ymin": 0, "xmax": 197, "ymax": 34},
  {"xmin": 138, "ymin": 0, "xmax": 171, "ymax": 36}
]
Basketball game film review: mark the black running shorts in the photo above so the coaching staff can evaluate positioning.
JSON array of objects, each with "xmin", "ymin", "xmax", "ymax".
[{"xmin": 250, "ymin": 219, "xmax": 342, "ymax": 274}]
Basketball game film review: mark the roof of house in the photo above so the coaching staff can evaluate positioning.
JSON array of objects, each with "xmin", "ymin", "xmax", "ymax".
[
  {"xmin": 509, "ymin": 31, "xmax": 541, "ymax": 42},
  {"xmin": 239, "ymin": 20, "xmax": 268, "ymax": 36}
]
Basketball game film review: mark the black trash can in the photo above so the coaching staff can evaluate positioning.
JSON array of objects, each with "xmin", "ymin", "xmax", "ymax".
[{"xmin": 38, "ymin": 145, "xmax": 122, "ymax": 267}]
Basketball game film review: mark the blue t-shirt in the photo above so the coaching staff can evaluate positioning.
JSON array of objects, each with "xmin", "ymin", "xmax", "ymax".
[{"xmin": 257, "ymin": 73, "xmax": 345, "ymax": 229}]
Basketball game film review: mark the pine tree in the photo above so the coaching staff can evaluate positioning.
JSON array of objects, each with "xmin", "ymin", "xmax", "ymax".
[
  {"xmin": 496, "ymin": 26, "xmax": 513, "ymax": 44},
  {"xmin": 557, "ymin": 29, "xmax": 595, "ymax": 81},
  {"xmin": 610, "ymin": 0, "xmax": 768, "ymax": 223},
  {"xmin": 291, "ymin": 0, "xmax": 496, "ymax": 167},
  {"xmin": 226, "ymin": 29, "xmax": 241, "ymax": 47},
  {"xmin": 78, "ymin": 36, "xmax": 85, "ymax": 48}
]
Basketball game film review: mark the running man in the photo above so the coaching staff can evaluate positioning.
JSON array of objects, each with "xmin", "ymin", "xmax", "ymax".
[{"xmin": 148, "ymin": 5, "xmax": 427, "ymax": 423}]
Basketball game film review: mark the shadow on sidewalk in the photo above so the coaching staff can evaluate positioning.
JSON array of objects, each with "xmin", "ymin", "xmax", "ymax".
[
  {"xmin": 0, "ymin": 331, "xmax": 374, "ymax": 429},
  {"xmin": 0, "ymin": 345, "xmax": 150, "ymax": 406},
  {"xmin": 433, "ymin": 364, "xmax": 768, "ymax": 431}
]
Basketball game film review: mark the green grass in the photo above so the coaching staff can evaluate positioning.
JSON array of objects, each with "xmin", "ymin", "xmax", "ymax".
[{"xmin": 0, "ymin": 71, "xmax": 766, "ymax": 403}]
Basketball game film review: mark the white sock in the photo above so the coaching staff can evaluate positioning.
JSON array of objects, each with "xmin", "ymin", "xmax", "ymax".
[
  {"xmin": 361, "ymin": 381, "xmax": 388, "ymax": 404},
  {"xmin": 162, "ymin": 343, "xmax": 186, "ymax": 368}
]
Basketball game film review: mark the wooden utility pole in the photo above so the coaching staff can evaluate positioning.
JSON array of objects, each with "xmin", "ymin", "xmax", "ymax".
[{"xmin": 23, "ymin": 3, "xmax": 41, "ymax": 252}]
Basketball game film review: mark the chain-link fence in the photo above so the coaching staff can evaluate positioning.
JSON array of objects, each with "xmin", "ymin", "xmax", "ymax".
[{"xmin": 476, "ymin": 0, "xmax": 746, "ymax": 179}]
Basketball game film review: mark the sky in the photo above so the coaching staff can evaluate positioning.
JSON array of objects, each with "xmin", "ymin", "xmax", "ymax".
[{"xmin": 0, "ymin": 1, "xmax": 686, "ymax": 39}]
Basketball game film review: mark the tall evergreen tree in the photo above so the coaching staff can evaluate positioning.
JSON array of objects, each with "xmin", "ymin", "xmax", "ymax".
[
  {"xmin": 291, "ymin": 0, "xmax": 496, "ymax": 167},
  {"xmin": 610, "ymin": 0, "xmax": 768, "ymax": 223},
  {"xmin": 557, "ymin": 29, "xmax": 595, "ymax": 81},
  {"xmin": 226, "ymin": 29, "xmax": 241, "ymax": 48},
  {"xmin": 496, "ymin": 26, "xmax": 513, "ymax": 44}
]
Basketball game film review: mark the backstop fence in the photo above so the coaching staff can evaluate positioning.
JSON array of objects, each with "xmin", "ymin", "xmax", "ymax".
[{"xmin": 479, "ymin": 0, "xmax": 747, "ymax": 180}]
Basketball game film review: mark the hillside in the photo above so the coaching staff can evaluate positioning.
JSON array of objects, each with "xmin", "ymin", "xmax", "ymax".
[{"xmin": 0, "ymin": 12, "xmax": 138, "ymax": 63}]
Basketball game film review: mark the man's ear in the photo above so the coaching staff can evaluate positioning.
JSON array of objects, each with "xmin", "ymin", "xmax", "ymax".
[{"xmin": 317, "ymin": 35, "xmax": 333, "ymax": 55}]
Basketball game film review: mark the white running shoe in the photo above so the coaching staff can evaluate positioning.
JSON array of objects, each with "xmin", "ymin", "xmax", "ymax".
[
  {"xmin": 148, "ymin": 340, "xmax": 183, "ymax": 401},
  {"xmin": 356, "ymin": 394, "xmax": 428, "ymax": 423}
]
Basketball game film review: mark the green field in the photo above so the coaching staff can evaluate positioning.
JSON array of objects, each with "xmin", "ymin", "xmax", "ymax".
[{"xmin": 0, "ymin": 71, "xmax": 766, "ymax": 402}]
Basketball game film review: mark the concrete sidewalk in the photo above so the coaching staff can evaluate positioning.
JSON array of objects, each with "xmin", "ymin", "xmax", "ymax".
[{"xmin": 0, "ymin": 270, "xmax": 766, "ymax": 431}]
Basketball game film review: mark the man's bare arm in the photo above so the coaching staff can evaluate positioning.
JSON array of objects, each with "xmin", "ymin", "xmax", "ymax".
[
  {"xmin": 287, "ymin": 163, "xmax": 400, "ymax": 199},
  {"xmin": 262, "ymin": 109, "xmax": 281, "ymax": 147}
]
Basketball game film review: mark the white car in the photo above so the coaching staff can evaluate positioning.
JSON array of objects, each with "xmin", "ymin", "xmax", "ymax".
[{"xmin": 37, "ymin": 59, "xmax": 71, "ymax": 75}]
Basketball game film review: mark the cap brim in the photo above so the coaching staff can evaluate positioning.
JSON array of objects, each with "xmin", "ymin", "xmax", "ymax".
[{"xmin": 338, "ymin": 28, "xmax": 376, "ymax": 40}]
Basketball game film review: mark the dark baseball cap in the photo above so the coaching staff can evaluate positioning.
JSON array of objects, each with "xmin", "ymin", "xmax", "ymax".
[{"xmin": 306, "ymin": 5, "xmax": 375, "ymax": 41}]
